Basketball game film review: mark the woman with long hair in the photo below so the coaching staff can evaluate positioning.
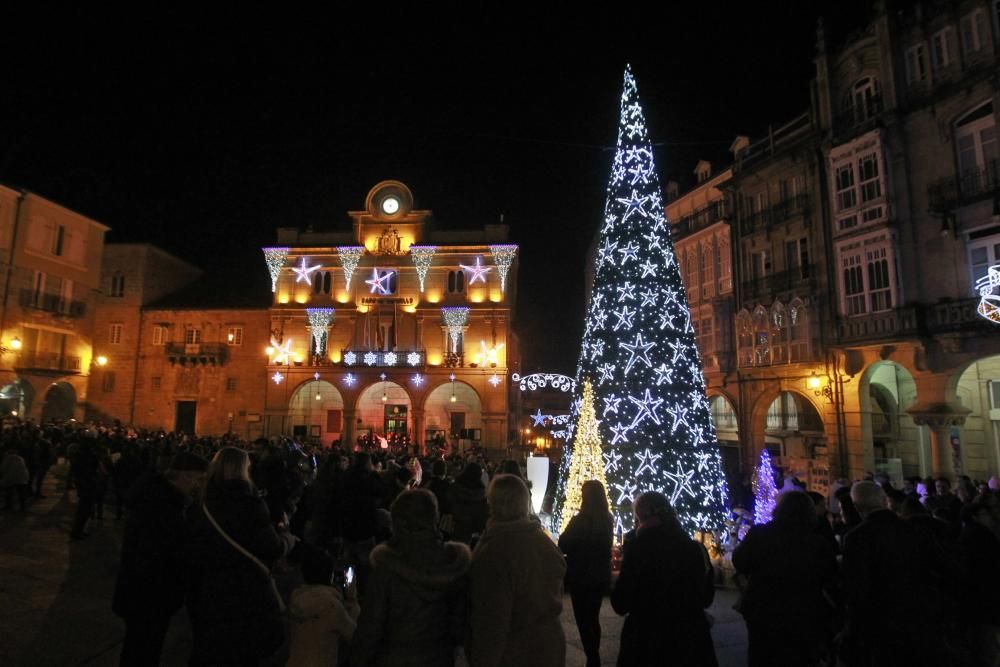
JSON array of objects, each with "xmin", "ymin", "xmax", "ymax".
[
  {"xmin": 733, "ymin": 490, "xmax": 838, "ymax": 667},
  {"xmin": 558, "ymin": 480, "xmax": 613, "ymax": 667},
  {"xmin": 188, "ymin": 446, "xmax": 297, "ymax": 665}
]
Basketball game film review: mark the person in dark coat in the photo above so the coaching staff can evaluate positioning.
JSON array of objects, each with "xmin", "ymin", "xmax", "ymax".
[
  {"xmin": 187, "ymin": 446, "xmax": 296, "ymax": 665},
  {"xmin": 112, "ymin": 452, "xmax": 208, "ymax": 665},
  {"xmin": 448, "ymin": 462, "xmax": 488, "ymax": 544},
  {"xmin": 734, "ymin": 491, "xmax": 838, "ymax": 667},
  {"xmin": 611, "ymin": 491, "xmax": 717, "ymax": 667},
  {"xmin": 559, "ymin": 480, "xmax": 613, "ymax": 667},
  {"xmin": 350, "ymin": 488, "xmax": 470, "ymax": 667},
  {"xmin": 339, "ymin": 452, "xmax": 384, "ymax": 594},
  {"xmin": 959, "ymin": 501, "xmax": 1000, "ymax": 664},
  {"xmin": 70, "ymin": 437, "xmax": 100, "ymax": 539},
  {"xmin": 840, "ymin": 481, "xmax": 958, "ymax": 666}
]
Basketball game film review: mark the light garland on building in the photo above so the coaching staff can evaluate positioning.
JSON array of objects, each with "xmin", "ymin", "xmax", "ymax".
[
  {"xmin": 560, "ymin": 380, "xmax": 611, "ymax": 533},
  {"xmin": 441, "ymin": 307, "xmax": 470, "ymax": 353},
  {"xmin": 384, "ymin": 351, "xmax": 398, "ymax": 366},
  {"xmin": 407, "ymin": 351, "xmax": 421, "ymax": 366},
  {"xmin": 262, "ymin": 247, "xmax": 289, "ymax": 293},
  {"xmin": 976, "ymin": 264, "xmax": 1000, "ymax": 323},
  {"xmin": 510, "ymin": 373, "xmax": 576, "ymax": 393},
  {"xmin": 337, "ymin": 246, "xmax": 365, "ymax": 290},
  {"xmin": 489, "ymin": 244, "xmax": 518, "ymax": 292},
  {"xmin": 459, "ymin": 256, "xmax": 491, "ymax": 284},
  {"xmin": 343, "ymin": 373, "xmax": 356, "ymax": 386},
  {"xmin": 343, "ymin": 351, "xmax": 357, "ymax": 366},
  {"xmin": 364, "ymin": 351, "xmax": 378, "ymax": 366},
  {"xmin": 272, "ymin": 371, "xmax": 284, "ymax": 385},
  {"xmin": 410, "ymin": 246, "xmax": 437, "ymax": 292},
  {"xmin": 306, "ymin": 308, "xmax": 335, "ymax": 357},
  {"xmin": 752, "ymin": 449, "xmax": 778, "ymax": 524},
  {"xmin": 554, "ymin": 65, "xmax": 729, "ymax": 536},
  {"xmin": 366, "ymin": 268, "xmax": 394, "ymax": 295},
  {"xmin": 293, "ymin": 257, "xmax": 322, "ymax": 284},
  {"xmin": 488, "ymin": 373, "xmax": 501, "ymax": 387},
  {"xmin": 412, "ymin": 373, "xmax": 424, "ymax": 386},
  {"xmin": 269, "ymin": 337, "xmax": 293, "ymax": 365}
]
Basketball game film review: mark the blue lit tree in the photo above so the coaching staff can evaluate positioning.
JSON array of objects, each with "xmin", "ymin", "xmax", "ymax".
[
  {"xmin": 752, "ymin": 449, "xmax": 778, "ymax": 525},
  {"xmin": 556, "ymin": 66, "xmax": 729, "ymax": 537}
]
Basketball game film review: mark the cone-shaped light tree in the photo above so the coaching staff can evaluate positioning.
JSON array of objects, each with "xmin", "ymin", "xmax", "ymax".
[
  {"xmin": 556, "ymin": 66, "xmax": 729, "ymax": 536},
  {"xmin": 752, "ymin": 449, "xmax": 778, "ymax": 525},
  {"xmin": 559, "ymin": 380, "xmax": 611, "ymax": 533}
]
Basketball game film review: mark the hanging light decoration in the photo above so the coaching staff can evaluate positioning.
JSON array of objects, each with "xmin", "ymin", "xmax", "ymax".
[
  {"xmin": 489, "ymin": 244, "xmax": 518, "ymax": 293},
  {"xmin": 441, "ymin": 307, "xmax": 470, "ymax": 353},
  {"xmin": 306, "ymin": 308, "xmax": 335, "ymax": 357},
  {"xmin": 337, "ymin": 246, "xmax": 365, "ymax": 290},
  {"xmin": 410, "ymin": 246, "xmax": 436, "ymax": 293},
  {"xmin": 262, "ymin": 247, "xmax": 289, "ymax": 293},
  {"xmin": 381, "ymin": 372, "xmax": 388, "ymax": 402},
  {"xmin": 450, "ymin": 372, "xmax": 457, "ymax": 402}
]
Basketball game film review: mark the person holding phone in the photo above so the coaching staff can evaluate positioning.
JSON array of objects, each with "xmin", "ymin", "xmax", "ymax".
[
  {"xmin": 287, "ymin": 550, "xmax": 359, "ymax": 667},
  {"xmin": 351, "ymin": 488, "xmax": 471, "ymax": 667}
]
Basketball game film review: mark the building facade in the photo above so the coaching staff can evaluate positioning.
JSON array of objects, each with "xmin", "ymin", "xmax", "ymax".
[
  {"xmin": 262, "ymin": 181, "xmax": 518, "ymax": 452},
  {"xmin": 0, "ymin": 186, "xmax": 108, "ymax": 422}
]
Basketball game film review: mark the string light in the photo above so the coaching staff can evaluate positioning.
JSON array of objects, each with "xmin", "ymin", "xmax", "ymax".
[
  {"xmin": 343, "ymin": 351, "xmax": 357, "ymax": 366},
  {"xmin": 441, "ymin": 307, "xmax": 470, "ymax": 353},
  {"xmin": 410, "ymin": 246, "xmax": 436, "ymax": 292},
  {"xmin": 293, "ymin": 257, "xmax": 322, "ymax": 284},
  {"xmin": 306, "ymin": 308, "xmax": 335, "ymax": 357},
  {"xmin": 489, "ymin": 244, "xmax": 518, "ymax": 292},
  {"xmin": 366, "ymin": 268, "xmax": 394, "ymax": 294},
  {"xmin": 459, "ymin": 256, "xmax": 491, "ymax": 284},
  {"xmin": 337, "ymin": 246, "xmax": 365, "ymax": 290},
  {"xmin": 560, "ymin": 380, "xmax": 611, "ymax": 533},
  {"xmin": 510, "ymin": 373, "xmax": 576, "ymax": 393},
  {"xmin": 262, "ymin": 247, "xmax": 289, "ymax": 293},
  {"xmin": 268, "ymin": 337, "xmax": 293, "ymax": 365},
  {"xmin": 976, "ymin": 264, "xmax": 1000, "ymax": 323},
  {"xmin": 554, "ymin": 65, "xmax": 729, "ymax": 536}
]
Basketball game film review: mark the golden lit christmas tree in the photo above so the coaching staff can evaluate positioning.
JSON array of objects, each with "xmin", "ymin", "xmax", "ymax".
[{"xmin": 560, "ymin": 379, "xmax": 610, "ymax": 533}]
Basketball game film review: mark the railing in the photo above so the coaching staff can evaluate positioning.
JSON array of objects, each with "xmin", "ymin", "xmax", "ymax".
[
  {"xmin": 165, "ymin": 343, "xmax": 228, "ymax": 366},
  {"xmin": 838, "ymin": 298, "xmax": 988, "ymax": 343},
  {"xmin": 739, "ymin": 194, "xmax": 811, "ymax": 234},
  {"xmin": 832, "ymin": 96, "xmax": 883, "ymax": 137},
  {"xmin": 340, "ymin": 349, "xmax": 427, "ymax": 368},
  {"xmin": 928, "ymin": 159, "xmax": 1000, "ymax": 211},
  {"xmin": 671, "ymin": 200, "xmax": 730, "ymax": 239},
  {"xmin": 19, "ymin": 289, "xmax": 86, "ymax": 318},
  {"xmin": 15, "ymin": 352, "xmax": 82, "ymax": 373},
  {"xmin": 734, "ymin": 112, "xmax": 814, "ymax": 171},
  {"xmin": 740, "ymin": 269, "xmax": 810, "ymax": 298}
]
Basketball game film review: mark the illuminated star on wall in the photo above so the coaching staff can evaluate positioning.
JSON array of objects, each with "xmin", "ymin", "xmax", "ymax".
[
  {"xmin": 293, "ymin": 258, "xmax": 322, "ymax": 284},
  {"xmin": 366, "ymin": 268, "xmax": 394, "ymax": 294},
  {"xmin": 459, "ymin": 256, "xmax": 492, "ymax": 284}
]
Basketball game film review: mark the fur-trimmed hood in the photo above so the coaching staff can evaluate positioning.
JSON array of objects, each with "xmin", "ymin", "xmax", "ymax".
[{"xmin": 370, "ymin": 540, "xmax": 471, "ymax": 591}]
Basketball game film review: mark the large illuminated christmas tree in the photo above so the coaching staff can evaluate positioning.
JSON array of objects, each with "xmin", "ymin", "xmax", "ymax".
[{"xmin": 556, "ymin": 65, "xmax": 729, "ymax": 536}]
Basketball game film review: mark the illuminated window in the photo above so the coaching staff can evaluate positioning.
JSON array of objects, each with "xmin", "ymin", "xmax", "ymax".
[{"xmin": 226, "ymin": 327, "xmax": 243, "ymax": 346}]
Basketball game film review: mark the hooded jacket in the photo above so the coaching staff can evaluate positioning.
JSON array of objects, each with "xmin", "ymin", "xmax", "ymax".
[
  {"xmin": 287, "ymin": 584, "xmax": 358, "ymax": 667},
  {"xmin": 350, "ymin": 537, "xmax": 471, "ymax": 667},
  {"xmin": 448, "ymin": 480, "xmax": 488, "ymax": 544}
]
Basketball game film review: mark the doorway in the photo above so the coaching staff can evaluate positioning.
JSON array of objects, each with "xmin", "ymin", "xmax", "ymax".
[{"xmin": 175, "ymin": 401, "xmax": 197, "ymax": 434}]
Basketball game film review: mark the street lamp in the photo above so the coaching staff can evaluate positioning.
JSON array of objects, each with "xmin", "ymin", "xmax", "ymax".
[
  {"xmin": 95, "ymin": 355, "xmax": 108, "ymax": 367},
  {"xmin": 9, "ymin": 337, "xmax": 21, "ymax": 351}
]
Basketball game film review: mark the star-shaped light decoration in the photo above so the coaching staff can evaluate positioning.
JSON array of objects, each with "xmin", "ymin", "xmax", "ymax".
[
  {"xmin": 407, "ymin": 351, "xmax": 421, "ymax": 366},
  {"xmin": 384, "ymin": 352, "xmax": 398, "ymax": 366},
  {"xmin": 665, "ymin": 462, "xmax": 696, "ymax": 504},
  {"xmin": 603, "ymin": 449, "xmax": 624, "ymax": 473},
  {"xmin": 618, "ymin": 241, "xmax": 640, "ymax": 264},
  {"xmin": 616, "ymin": 281, "xmax": 636, "ymax": 302},
  {"xmin": 621, "ymin": 332, "xmax": 655, "ymax": 375},
  {"xmin": 603, "ymin": 394, "xmax": 622, "ymax": 416},
  {"xmin": 666, "ymin": 405, "xmax": 690, "ymax": 434},
  {"xmin": 612, "ymin": 305, "xmax": 636, "ymax": 331},
  {"xmin": 530, "ymin": 409, "xmax": 548, "ymax": 427},
  {"xmin": 653, "ymin": 363, "xmax": 674, "ymax": 386},
  {"xmin": 639, "ymin": 260, "xmax": 657, "ymax": 278},
  {"xmin": 269, "ymin": 337, "xmax": 293, "ymax": 365},
  {"xmin": 639, "ymin": 288, "xmax": 658, "ymax": 308},
  {"xmin": 616, "ymin": 189, "xmax": 649, "ymax": 223},
  {"xmin": 634, "ymin": 449, "xmax": 663, "ymax": 477},
  {"xmin": 460, "ymin": 256, "xmax": 492, "ymax": 284},
  {"xmin": 613, "ymin": 479, "xmax": 638, "ymax": 505},
  {"xmin": 366, "ymin": 268, "xmax": 394, "ymax": 295},
  {"xmin": 293, "ymin": 257, "xmax": 322, "ymax": 284},
  {"xmin": 609, "ymin": 422, "xmax": 631, "ymax": 445},
  {"xmin": 597, "ymin": 363, "xmax": 615, "ymax": 385},
  {"xmin": 343, "ymin": 351, "xmax": 357, "ymax": 366},
  {"xmin": 363, "ymin": 352, "xmax": 378, "ymax": 366},
  {"xmin": 488, "ymin": 373, "xmax": 501, "ymax": 387},
  {"xmin": 343, "ymin": 373, "xmax": 356, "ymax": 386},
  {"xmin": 272, "ymin": 371, "xmax": 284, "ymax": 385},
  {"xmin": 628, "ymin": 389, "xmax": 664, "ymax": 428},
  {"xmin": 411, "ymin": 373, "xmax": 424, "ymax": 386}
]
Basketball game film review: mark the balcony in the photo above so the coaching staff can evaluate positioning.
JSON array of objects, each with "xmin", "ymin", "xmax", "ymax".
[
  {"xmin": 832, "ymin": 97, "xmax": 883, "ymax": 139},
  {"xmin": 165, "ymin": 343, "xmax": 227, "ymax": 366},
  {"xmin": 740, "ymin": 269, "xmax": 811, "ymax": 299},
  {"xmin": 671, "ymin": 200, "xmax": 730, "ymax": 240},
  {"xmin": 837, "ymin": 298, "xmax": 988, "ymax": 344},
  {"xmin": 340, "ymin": 349, "xmax": 427, "ymax": 368},
  {"xmin": 739, "ymin": 194, "xmax": 811, "ymax": 235},
  {"xmin": 15, "ymin": 352, "xmax": 82, "ymax": 374},
  {"xmin": 928, "ymin": 160, "xmax": 999, "ymax": 212},
  {"xmin": 19, "ymin": 289, "xmax": 86, "ymax": 318}
]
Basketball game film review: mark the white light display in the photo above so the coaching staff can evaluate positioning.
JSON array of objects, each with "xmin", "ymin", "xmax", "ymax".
[
  {"xmin": 488, "ymin": 373, "xmax": 501, "ymax": 387},
  {"xmin": 343, "ymin": 351, "xmax": 357, "ymax": 366},
  {"xmin": 306, "ymin": 308, "xmax": 335, "ymax": 357},
  {"xmin": 554, "ymin": 65, "xmax": 729, "ymax": 536},
  {"xmin": 366, "ymin": 268, "xmax": 394, "ymax": 295},
  {"xmin": 489, "ymin": 244, "xmax": 518, "ymax": 293},
  {"xmin": 364, "ymin": 351, "xmax": 378, "ymax": 366},
  {"xmin": 460, "ymin": 256, "xmax": 491, "ymax": 284},
  {"xmin": 343, "ymin": 373, "xmax": 356, "ymax": 386},
  {"xmin": 407, "ymin": 351, "xmax": 421, "ymax": 366},
  {"xmin": 976, "ymin": 264, "xmax": 1000, "ymax": 323},
  {"xmin": 293, "ymin": 257, "xmax": 322, "ymax": 284},
  {"xmin": 441, "ymin": 307, "xmax": 470, "ymax": 353},
  {"xmin": 384, "ymin": 351, "xmax": 398, "ymax": 366},
  {"xmin": 272, "ymin": 371, "xmax": 284, "ymax": 385},
  {"xmin": 269, "ymin": 337, "xmax": 293, "ymax": 365},
  {"xmin": 262, "ymin": 247, "xmax": 289, "ymax": 293},
  {"xmin": 412, "ymin": 373, "xmax": 424, "ymax": 386},
  {"xmin": 530, "ymin": 409, "xmax": 548, "ymax": 427},
  {"xmin": 410, "ymin": 246, "xmax": 437, "ymax": 292},
  {"xmin": 337, "ymin": 246, "xmax": 365, "ymax": 291},
  {"xmin": 510, "ymin": 373, "xmax": 576, "ymax": 393}
]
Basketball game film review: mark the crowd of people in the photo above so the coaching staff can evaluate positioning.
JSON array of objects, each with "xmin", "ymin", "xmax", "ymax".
[{"xmin": 5, "ymin": 417, "xmax": 1000, "ymax": 666}]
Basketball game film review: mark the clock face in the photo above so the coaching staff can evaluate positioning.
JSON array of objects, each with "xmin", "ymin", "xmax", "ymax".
[{"xmin": 382, "ymin": 196, "xmax": 400, "ymax": 215}]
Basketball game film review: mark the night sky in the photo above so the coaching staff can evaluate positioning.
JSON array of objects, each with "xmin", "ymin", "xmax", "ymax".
[{"xmin": 0, "ymin": 4, "xmax": 872, "ymax": 373}]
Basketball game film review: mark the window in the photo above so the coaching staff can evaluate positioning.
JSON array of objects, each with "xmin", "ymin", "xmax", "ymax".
[
  {"xmin": 752, "ymin": 305, "xmax": 770, "ymax": 365},
  {"xmin": 832, "ymin": 143, "xmax": 886, "ymax": 231},
  {"xmin": 789, "ymin": 298, "xmax": 809, "ymax": 362},
  {"xmin": 152, "ymin": 326, "xmax": 167, "ymax": 346},
  {"xmin": 312, "ymin": 271, "xmax": 332, "ymax": 295},
  {"xmin": 225, "ymin": 377, "xmax": 237, "ymax": 392},
  {"xmin": 185, "ymin": 328, "xmax": 202, "ymax": 345},
  {"xmin": 955, "ymin": 102, "xmax": 997, "ymax": 196},
  {"xmin": 836, "ymin": 164, "xmax": 856, "ymax": 211},
  {"xmin": 110, "ymin": 273, "xmax": 125, "ymax": 297},
  {"xmin": 51, "ymin": 225, "xmax": 65, "ymax": 256},
  {"xmin": 151, "ymin": 376, "xmax": 162, "ymax": 390},
  {"xmin": 109, "ymin": 323, "xmax": 123, "ymax": 345},
  {"xmin": 843, "ymin": 77, "xmax": 881, "ymax": 124},
  {"xmin": 839, "ymin": 233, "xmax": 898, "ymax": 316},
  {"xmin": 749, "ymin": 249, "xmax": 770, "ymax": 282},
  {"xmin": 710, "ymin": 396, "xmax": 738, "ymax": 431},
  {"xmin": 785, "ymin": 238, "xmax": 810, "ymax": 280},
  {"xmin": 737, "ymin": 310, "xmax": 754, "ymax": 367},
  {"xmin": 989, "ymin": 380, "xmax": 1000, "ymax": 410},
  {"xmin": 717, "ymin": 236, "xmax": 732, "ymax": 292},
  {"xmin": 32, "ymin": 271, "xmax": 45, "ymax": 308},
  {"xmin": 931, "ymin": 28, "xmax": 952, "ymax": 69},
  {"xmin": 701, "ymin": 241, "xmax": 715, "ymax": 298},
  {"xmin": 226, "ymin": 327, "xmax": 243, "ymax": 346},
  {"xmin": 102, "ymin": 371, "xmax": 116, "ymax": 393},
  {"xmin": 858, "ymin": 153, "xmax": 882, "ymax": 203},
  {"xmin": 59, "ymin": 279, "xmax": 73, "ymax": 314},
  {"xmin": 961, "ymin": 10, "xmax": 988, "ymax": 55},
  {"xmin": 905, "ymin": 44, "xmax": 928, "ymax": 84},
  {"xmin": 967, "ymin": 227, "xmax": 1000, "ymax": 285},
  {"xmin": 698, "ymin": 315, "xmax": 714, "ymax": 356},
  {"xmin": 447, "ymin": 270, "xmax": 465, "ymax": 294},
  {"xmin": 770, "ymin": 301, "xmax": 787, "ymax": 364}
]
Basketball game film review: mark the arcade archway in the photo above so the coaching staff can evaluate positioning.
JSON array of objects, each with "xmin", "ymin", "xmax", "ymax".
[
  {"xmin": 356, "ymin": 379, "xmax": 412, "ymax": 445},
  {"xmin": 859, "ymin": 361, "xmax": 921, "ymax": 481},
  {"xmin": 423, "ymin": 380, "xmax": 483, "ymax": 450},
  {"xmin": 288, "ymin": 379, "xmax": 344, "ymax": 446},
  {"xmin": 0, "ymin": 378, "xmax": 34, "ymax": 417},
  {"xmin": 40, "ymin": 381, "xmax": 75, "ymax": 422}
]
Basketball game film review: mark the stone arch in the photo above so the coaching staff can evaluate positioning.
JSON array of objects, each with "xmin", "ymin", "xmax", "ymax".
[
  {"xmin": 748, "ymin": 389, "xmax": 825, "ymax": 466},
  {"xmin": 288, "ymin": 379, "xmax": 345, "ymax": 446},
  {"xmin": 355, "ymin": 379, "xmax": 412, "ymax": 445},
  {"xmin": 0, "ymin": 378, "xmax": 34, "ymax": 417},
  {"xmin": 947, "ymin": 354, "xmax": 1000, "ymax": 480},
  {"xmin": 858, "ymin": 360, "xmax": 921, "ymax": 480},
  {"xmin": 707, "ymin": 391, "xmax": 742, "ymax": 500},
  {"xmin": 422, "ymin": 380, "xmax": 483, "ymax": 450},
  {"xmin": 40, "ymin": 381, "xmax": 76, "ymax": 423}
]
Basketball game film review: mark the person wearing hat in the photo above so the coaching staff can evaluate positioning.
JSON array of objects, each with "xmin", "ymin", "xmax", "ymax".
[{"xmin": 112, "ymin": 451, "xmax": 208, "ymax": 665}]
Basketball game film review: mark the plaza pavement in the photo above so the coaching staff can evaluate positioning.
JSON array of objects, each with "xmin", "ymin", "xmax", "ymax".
[{"xmin": 0, "ymin": 464, "xmax": 748, "ymax": 666}]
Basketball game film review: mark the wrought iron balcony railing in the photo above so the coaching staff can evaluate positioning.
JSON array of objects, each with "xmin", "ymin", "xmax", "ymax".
[
  {"xmin": 19, "ymin": 289, "xmax": 86, "ymax": 318},
  {"xmin": 14, "ymin": 352, "xmax": 82, "ymax": 373},
  {"xmin": 928, "ymin": 159, "xmax": 1000, "ymax": 211}
]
